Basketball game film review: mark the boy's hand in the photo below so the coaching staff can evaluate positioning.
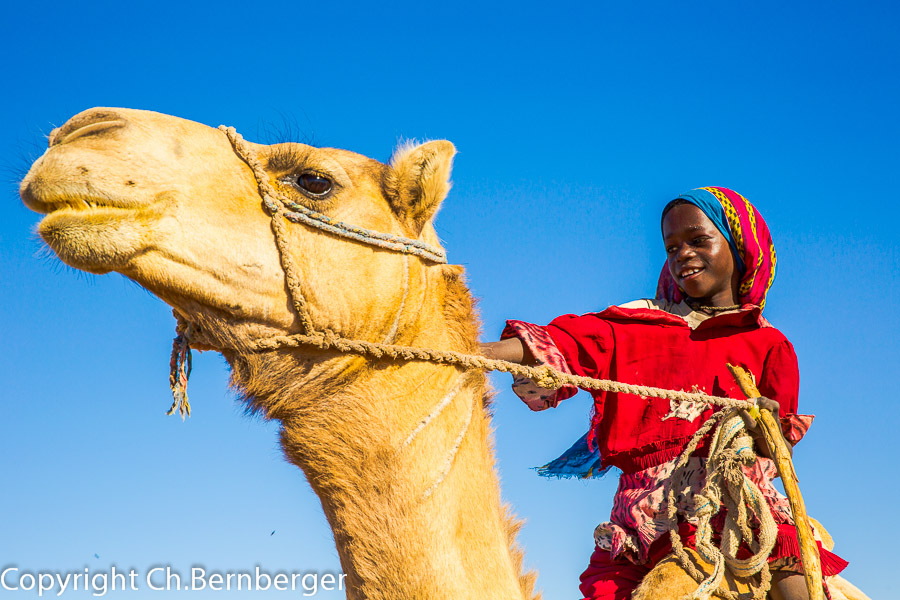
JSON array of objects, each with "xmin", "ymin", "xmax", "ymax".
[
  {"xmin": 739, "ymin": 396, "xmax": 792, "ymax": 458},
  {"xmin": 739, "ymin": 396, "xmax": 780, "ymax": 430}
]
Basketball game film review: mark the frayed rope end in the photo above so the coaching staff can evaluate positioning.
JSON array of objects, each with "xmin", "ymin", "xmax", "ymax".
[{"xmin": 167, "ymin": 322, "xmax": 193, "ymax": 420}]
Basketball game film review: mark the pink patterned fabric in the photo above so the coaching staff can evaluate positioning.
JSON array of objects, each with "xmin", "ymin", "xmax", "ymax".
[
  {"xmin": 782, "ymin": 413, "xmax": 814, "ymax": 445},
  {"xmin": 594, "ymin": 456, "xmax": 795, "ymax": 563},
  {"xmin": 507, "ymin": 320, "xmax": 576, "ymax": 409}
]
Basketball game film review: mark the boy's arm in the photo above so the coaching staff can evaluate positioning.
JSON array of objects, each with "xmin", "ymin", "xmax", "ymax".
[
  {"xmin": 480, "ymin": 338, "xmax": 549, "ymax": 410},
  {"xmin": 479, "ymin": 338, "xmax": 537, "ymax": 365},
  {"xmin": 487, "ymin": 315, "xmax": 607, "ymax": 410}
]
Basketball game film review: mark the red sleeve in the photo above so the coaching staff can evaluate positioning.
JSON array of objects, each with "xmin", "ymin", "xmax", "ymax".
[
  {"xmin": 501, "ymin": 313, "xmax": 614, "ymax": 408},
  {"xmin": 756, "ymin": 339, "xmax": 814, "ymax": 444},
  {"xmin": 501, "ymin": 320, "xmax": 577, "ymax": 409},
  {"xmin": 543, "ymin": 313, "xmax": 614, "ymax": 381},
  {"xmin": 756, "ymin": 339, "xmax": 799, "ymax": 417}
]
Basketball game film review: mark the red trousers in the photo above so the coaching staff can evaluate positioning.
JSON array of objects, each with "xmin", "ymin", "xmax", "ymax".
[
  {"xmin": 578, "ymin": 548, "xmax": 648, "ymax": 600},
  {"xmin": 578, "ymin": 524, "xmax": 848, "ymax": 600}
]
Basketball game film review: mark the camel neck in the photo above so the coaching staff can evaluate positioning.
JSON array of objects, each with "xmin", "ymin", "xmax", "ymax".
[
  {"xmin": 223, "ymin": 268, "xmax": 534, "ymax": 599},
  {"xmin": 272, "ymin": 358, "xmax": 531, "ymax": 600}
]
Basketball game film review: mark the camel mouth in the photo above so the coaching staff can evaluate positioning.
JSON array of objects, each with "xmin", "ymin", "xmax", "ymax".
[
  {"xmin": 21, "ymin": 178, "xmax": 144, "ymax": 215},
  {"xmin": 25, "ymin": 186, "xmax": 167, "ymax": 275},
  {"xmin": 33, "ymin": 202, "xmax": 151, "ymax": 276},
  {"xmin": 30, "ymin": 196, "xmax": 129, "ymax": 215}
]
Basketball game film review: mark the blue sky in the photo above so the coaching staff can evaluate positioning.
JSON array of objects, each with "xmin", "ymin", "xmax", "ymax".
[{"xmin": 2, "ymin": 1, "xmax": 898, "ymax": 598}]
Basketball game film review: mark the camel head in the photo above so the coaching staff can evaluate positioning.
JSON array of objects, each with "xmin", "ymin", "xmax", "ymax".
[
  {"xmin": 20, "ymin": 107, "xmax": 460, "ymax": 356},
  {"xmin": 20, "ymin": 108, "xmax": 543, "ymax": 600}
]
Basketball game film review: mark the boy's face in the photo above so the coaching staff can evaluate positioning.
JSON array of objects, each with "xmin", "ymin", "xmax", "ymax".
[{"xmin": 662, "ymin": 204, "xmax": 740, "ymax": 306}]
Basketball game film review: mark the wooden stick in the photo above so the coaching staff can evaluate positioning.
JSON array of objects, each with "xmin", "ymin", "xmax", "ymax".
[{"xmin": 727, "ymin": 363, "xmax": 823, "ymax": 600}]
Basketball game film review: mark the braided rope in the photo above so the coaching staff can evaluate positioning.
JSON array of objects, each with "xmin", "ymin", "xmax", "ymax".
[
  {"xmin": 267, "ymin": 205, "xmax": 317, "ymax": 334},
  {"xmin": 247, "ymin": 329, "xmax": 755, "ymax": 411},
  {"xmin": 167, "ymin": 319, "xmax": 193, "ymax": 419}
]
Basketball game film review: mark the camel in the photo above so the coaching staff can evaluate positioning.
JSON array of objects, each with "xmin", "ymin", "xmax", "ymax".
[{"xmin": 20, "ymin": 107, "xmax": 868, "ymax": 600}]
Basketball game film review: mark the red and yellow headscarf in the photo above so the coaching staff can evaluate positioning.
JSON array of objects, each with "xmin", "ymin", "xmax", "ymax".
[{"xmin": 656, "ymin": 186, "xmax": 777, "ymax": 309}]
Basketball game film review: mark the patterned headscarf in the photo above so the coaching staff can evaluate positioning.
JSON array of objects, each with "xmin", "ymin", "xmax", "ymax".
[{"xmin": 656, "ymin": 186, "xmax": 777, "ymax": 309}]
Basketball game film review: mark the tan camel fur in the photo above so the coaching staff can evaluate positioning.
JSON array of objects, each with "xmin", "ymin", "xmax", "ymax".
[
  {"xmin": 21, "ymin": 107, "xmax": 867, "ymax": 600},
  {"xmin": 632, "ymin": 519, "xmax": 868, "ymax": 600},
  {"xmin": 21, "ymin": 107, "xmax": 536, "ymax": 600}
]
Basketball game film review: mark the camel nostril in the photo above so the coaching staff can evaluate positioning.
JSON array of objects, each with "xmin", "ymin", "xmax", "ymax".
[
  {"xmin": 48, "ymin": 126, "xmax": 62, "ymax": 147},
  {"xmin": 52, "ymin": 109, "xmax": 127, "ymax": 147}
]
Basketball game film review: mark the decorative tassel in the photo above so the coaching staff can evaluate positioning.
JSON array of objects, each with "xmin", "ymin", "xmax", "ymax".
[{"xmin": 167, "ymin": 319, "xmax": 193, "ymax": 419}]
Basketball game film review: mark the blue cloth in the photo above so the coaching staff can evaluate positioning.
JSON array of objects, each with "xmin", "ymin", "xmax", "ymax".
[
  {"xmin": 674, "ymin": 189, "xmax": 746, "ymax": 274},
  {"xmin": 536, "ymin": 431, "xmax": 610, "ymax": 479}
]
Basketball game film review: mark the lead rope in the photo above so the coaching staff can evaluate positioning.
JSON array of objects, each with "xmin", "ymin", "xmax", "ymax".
[{"xmin": 166, "ymin": 126, "xmax": 781, "ymax": 599}]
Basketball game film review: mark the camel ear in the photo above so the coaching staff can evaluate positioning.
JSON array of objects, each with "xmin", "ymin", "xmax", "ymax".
[{"xmin": 383, "ymin": 140, "xmax": 456, "ymax": 233}]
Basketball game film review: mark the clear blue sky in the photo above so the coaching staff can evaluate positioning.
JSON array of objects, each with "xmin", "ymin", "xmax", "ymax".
[{"xmin": 2, "ymin": 1, "xmax": 897, "ymax": 598}]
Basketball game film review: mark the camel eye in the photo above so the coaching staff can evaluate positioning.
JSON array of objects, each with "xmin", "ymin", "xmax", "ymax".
[{"xmin": 295, "ymin": 173, "xmax": 333, "ymax": 197}]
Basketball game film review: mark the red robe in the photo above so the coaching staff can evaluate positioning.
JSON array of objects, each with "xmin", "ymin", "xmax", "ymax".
[
  {"xmin": 502, "ymin": 305, "xmax": 846, "ymax": 599},
  {"xmin": 505, "ymin": 305, "xmax": 800, "ymax": 473}
]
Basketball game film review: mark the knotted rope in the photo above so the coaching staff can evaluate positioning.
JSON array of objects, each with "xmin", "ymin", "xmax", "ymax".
[
  {"xmin": 166, "ymin": 125, "xmax": 783, "ymax": 599},
  {"xmin": 182, "ymin": 317, "xmax": 758, "ymax": 411}
]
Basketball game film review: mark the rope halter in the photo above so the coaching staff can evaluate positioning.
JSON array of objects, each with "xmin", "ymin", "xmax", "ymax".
[
  {"xmin": 218, "ymin": 125, "xmax": 448, "ymax": 265},
  {"xmin": 168, "ymin": 126, "xmax": 759, "ymax": 425},
  {"xmin": 167, "ymin": 125, "xmax": 449, "ymax": 416}
]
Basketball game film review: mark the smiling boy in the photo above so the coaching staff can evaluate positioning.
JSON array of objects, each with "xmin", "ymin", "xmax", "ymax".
[{"xmin": 481, "ymin": 187, "xmax": 847, "ymax": 600}]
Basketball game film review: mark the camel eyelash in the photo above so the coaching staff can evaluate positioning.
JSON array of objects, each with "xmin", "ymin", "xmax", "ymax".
[{"xmin": 266, "ymin": 145, "xmax": 312, "ymax": 173}]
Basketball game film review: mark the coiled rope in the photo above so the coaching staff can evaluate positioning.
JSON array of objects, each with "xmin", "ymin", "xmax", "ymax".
[{"xmin": 663, "ymin": 410, "xmax": 776, "ymax": 600}]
